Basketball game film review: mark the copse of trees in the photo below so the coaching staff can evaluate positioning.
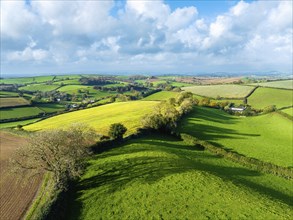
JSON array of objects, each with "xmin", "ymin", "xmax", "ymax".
[
  {"xmin": 142, "ymin": 92, "xmax": 196, "ymax": 132},
  {"xmin": 10, "ymin": 123, "xmax": 97, "ymax": 190},
  {"xmin": 108, "ymin": 123, "xmax": 127, "ymax": 140}
]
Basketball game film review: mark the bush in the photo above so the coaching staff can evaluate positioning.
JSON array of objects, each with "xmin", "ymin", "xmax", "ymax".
[{"xmin": 108, "ymin": 123, "xmax": 127, "ymax": 140}]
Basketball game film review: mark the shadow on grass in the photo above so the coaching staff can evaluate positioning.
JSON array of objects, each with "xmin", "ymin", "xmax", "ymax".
[{"xmin": 66, "ymin": 135, "xmax": 292, "ymax": 219}]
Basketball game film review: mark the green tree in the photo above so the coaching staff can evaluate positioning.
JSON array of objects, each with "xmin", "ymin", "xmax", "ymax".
[{"xmin": 108, "ymin": 123, "xmax": 127, "ymax": 140}]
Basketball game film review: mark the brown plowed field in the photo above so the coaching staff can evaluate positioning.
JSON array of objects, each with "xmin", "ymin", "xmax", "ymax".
[{"xmin": 0, "ymin": 131, "xmax": 42, "ymax": 220}]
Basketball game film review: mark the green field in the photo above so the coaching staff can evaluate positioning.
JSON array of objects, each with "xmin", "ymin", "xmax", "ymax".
[
  {"xmin": 66, "ymin": 135, "xmax": 292, "ymax": 219},
  {"xmin": 0, "ymin": 97, "xmax": 30, "ymax": 108},
  {"xmin": 251, "ymin": 80, "xmax": 293, "ymax": 89},
  {"xmin": 0, "ymin": 91, "xmax": 19, "ymax": 97},
  {"xmin": 248, "ymin": 87, "xmax": 293, "ymax": 109},
  {"xmin": 183, "ymin": 85, "xmax": 254, "ymax": 98},
  {"xmin": 178, "ymin": 107, "xmax": 293, "ymax": 167},
  {"xmin": 24, "ymin": 101, "xmax": 158, "ymax": 135},
  {"xmin": 57, "ymin": 85, "xmax": 114, "ymax": 99},
  {"xmin": 53, "ymin": 79, "xmax": 81, "ymax": 85},
  {"xmin": 170, "ymin": 81, "xmax": 194, "ymax": 87},
  {"xmin": 0, "ymin": 76, "xmax": 54, "ymax": 84},
  {"xmin": 281, "ymin": 107, "xmax": 293, "ymax": 116},
  {"xmin": 0, "ymin": 107, "xmax": 43, "ymax": 120},
  {"xmin": 0, "ymin": 118, "xmax": 41, "ymax": 129},
  {"xmin": 35, "ymin": 103, "xmax": 65, "ymax": 113},
  {"xmin": 143, "ymin": 91, "xmax": 179, "ymax": 101},
  {"xmin": 19, "ymin": 84, "xmax": 60, "ymax": 92}
]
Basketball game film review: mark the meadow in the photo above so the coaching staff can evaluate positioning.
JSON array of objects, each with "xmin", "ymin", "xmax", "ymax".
[
  {"xmin": 0, "ymin": 118, "xmax": 41, "ymax": 129},
  {"xmin": 66, "ymin": 135, "xmax": 292, "ymax": 219},
  {"xmin": 35, "ymin": 103, "xmax": 65, "ymax": 113},
  {"xmin": 0, "ymin": 91, "xmax": 19, "ymax": 97},
  {"xmin": 24, "ymin": 101, "xmax": 158, "ymax": 135},
  {"xmin": 53, "ymin": 79, "xmax": 81, "ymax": 85},
  {"xmin": 178, "ymin": 107, "xmax": 292, "ymax": 167},
  {"xmin": 19, "ymin": 84, "xmax": 60, "ymax": 92},
  {"xmin": 0, "ymin": 97, "xmax": 30, "ymax": 108},
  {"xmin": 182, "ymin": 85, "xmax": 254, "ymax": 98},
  {"xmin": 0, "ymin": 76, "xmax": 54, "ymax": 84},
  {"xmin": 142, "ymin": 91, "xmax": 179, "ymax": 101},
  {"xmin": 0, "ymin": 107, "xmax": 43, "ymax": 120},
  {"xmin": 250, "ymin": 80, "xmax": 293, "ymax": 89},
  {"xmin": 247, "ymin": 87, "xmax": 293, "ymax": 109}
]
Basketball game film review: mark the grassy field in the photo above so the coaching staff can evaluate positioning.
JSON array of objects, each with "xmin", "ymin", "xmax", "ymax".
[
  {"xmin": 66, "ymin": 135, "xmax": 292, "ymax": 219},
  {"xmin": 281, "ymin": 107, "xmax": 293, "ymax": 116},
  {"xmin": 0, "ymin": 118, "xmax": 41, "ymax": 129},
  {"xmin": 19, "ymin": 84, "xmax": 60, "ymax": 92},
  {"xmin": 53, "ymin": 79, "xmax": 81, "ymax": 85},
  {"xmin": 250, "ymin": 80, "xmax": 293, "ymax": 89},
  {"xmin": 0, "ymin": 131, "xmax": 42, "ymax": 220},
  {"xmin": 248, "ymin": 87, "xmax": 293, "ymax": 109},
  {"xmin": 36, "ymin": 103, "xmax": 65, "ymax": 113},
  {"xmin": 24, "ymin": 101, "xmax": 158, "ymax": 135},
  {"xmin": 0, "ymin": 76, "xmax": 54, "ymax": 84},
  {"xmin": 143, "ymin": 91, "xmax": 179, "ymax": 101},
  {"xmin": 57, "ymin": 85, "xmax": 114, "ymax": 99},
  {"xmin": 0, "ymin": 107, "xmax": 43, "ymax": 120},
  {"xmin": 0, "ymin": 97, "xmax": 30, "ymax": 108},
  {"xmin": 0, "ymin": 91, "xmax": 19, "ymax": 97},
  {"xmin": 178, "ymin": 107, "xmax": 292, "ymax": 167},
  {"xmin": 182, "ymin": 85, "xmax": 254, "ymax": 98}
]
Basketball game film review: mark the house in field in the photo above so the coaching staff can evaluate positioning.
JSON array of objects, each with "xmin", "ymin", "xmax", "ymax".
[{"xmin": 230, "ymin": 107, "xmax": 246, "ymax": 112}]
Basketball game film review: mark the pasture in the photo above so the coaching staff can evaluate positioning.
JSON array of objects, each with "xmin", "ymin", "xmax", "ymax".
[
  {"xmin": 0, "ymin": 107, "xmax": 43, "ymax": 120},
  {"xmin": 24, "ymin": 101, "xmax": 158, "ymax": 135},
  {"xmin": 0, "ymin": 97, "xmax": 30, "ymax": 108},
  {"xmin": 0, "ymin": 76, "xmax": 54, "ymax": 84},
  {"xmin": 143, "ymin": 91, "xmax": 179, "ymax": 101},
  {"xmin": 0, "ymin": 91, "xmax": 19, "ymax": 97},
  {"xmin": 250, "ymin": 80, "xmax": 293, "ymax": 89},
  {"xmin": 178, "ymin": 107, "xmax": 293, "ymax": 167},
  {"xmin": 182, "ymin": 85, "xmax": 254, "ymax": 98},
  {"xmin": 66, "ymin": 135, "xmax": 292, "ymax": 219},
  {"xmin": 19, "ymin": 84, "xmax": 60, "ymax": 92},
  {"xmin": 0, "ymin": 118, "xmax": 41, "ymax": 129},
  {"xmin": 0, "ymin": 131, "xmax": 42, "ymax": 220},
  {"xmin": 247, "ymin": 87, "xmax": 293, "ymax": 109},
  {"xmin": 53, "ymin": 79, "xmax": 81, "ymax": 85},
  {"xmin": 36, "ymin": 103, "xmax": 65, "ymax": 113}
]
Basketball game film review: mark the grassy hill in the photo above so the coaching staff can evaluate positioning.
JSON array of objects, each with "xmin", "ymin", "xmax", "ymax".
[
  {"xmin": 281, "ymin": 107, "xmax": 293, "ymax": 116},
  {"xmin": 24, "ymin": 101, "xmax": 158, "ymax": 135},
  {"xmin": 178, "ymin": 107, "xmax": 293, "ymax": 167},
  {"xmin": 0, "ymin": 97, "xmax": 30, "ymax": 108},
  {"xmin": 248, "ymin": 87, "xmax": 293, "ymax": 109},
  {"xmin": 182, "ymin": 85, "xmax": 254, "ymax": 99},
  {"xmin": 143, "ymin": 91, "xmax": 179, "ymax": 101},
  {"xmin": 0, "ymin": 107, "xmax": 43, "ymax": 120},
  {"xmin": 66, "ymin": 135, "xmax": 292, "ymax": 219},
  {"xmin": 19, "ymin": 84, "xmax": 60, "ymax": 92}
]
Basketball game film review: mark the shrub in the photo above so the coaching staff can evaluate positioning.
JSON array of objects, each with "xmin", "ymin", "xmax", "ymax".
[{"xmin": 108, "ymin": 123, "xmax": 127, "ymax": 140}]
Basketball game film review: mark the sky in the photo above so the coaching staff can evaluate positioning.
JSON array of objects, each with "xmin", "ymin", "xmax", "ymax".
[{"xmin": 1, "ymin": 0, "xmax": 292, "ymax": 76}]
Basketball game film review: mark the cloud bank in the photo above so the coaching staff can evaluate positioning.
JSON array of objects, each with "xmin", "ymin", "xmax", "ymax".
[{"xmin": 1, "ymin": 0, "xmax": 292, "ymax": 75}]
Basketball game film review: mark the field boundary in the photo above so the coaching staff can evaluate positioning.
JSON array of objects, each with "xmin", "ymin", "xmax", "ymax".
[{"xmin": 180, "ymin": 133, "xmax": 292, "ymax": 179}]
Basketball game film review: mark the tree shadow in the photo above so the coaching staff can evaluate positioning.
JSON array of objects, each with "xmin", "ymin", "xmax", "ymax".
[{"xmin": 66, "ymin": 136, "xmax": 292, "ymax": 219}]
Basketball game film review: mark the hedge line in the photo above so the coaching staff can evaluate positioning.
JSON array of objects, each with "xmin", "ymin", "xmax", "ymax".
[{"xmin": 180, "ymin": 133, "xmax": 293, "ymax": 179}]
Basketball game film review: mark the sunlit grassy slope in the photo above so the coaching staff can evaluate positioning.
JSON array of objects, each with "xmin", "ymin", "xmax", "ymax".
[
  {"xmin": 248, "ymin": 87, "xmax": 293, "ymax": 109},
  {"xmin": 178, "ymin": 107, "xmax": 293, "ymax": 167},
  {"xmin": 250, "ymin": 80, "xmax": 293, "ymax": 89},
  {"xmin": 143, "ymin": 91, "xmax": 179, "ymax": 101},
  {"xmin": 24, "ymin": 101, "xmax": 158, "ymax": 135},
  {"xmin": 67, "ymin": 135, "xmax": 292, "ymax": 219}
]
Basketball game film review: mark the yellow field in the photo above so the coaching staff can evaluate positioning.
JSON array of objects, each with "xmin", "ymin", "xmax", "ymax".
[{"xmin": 24, "ymin": 101, "xmax": 158, "ymax": 135}]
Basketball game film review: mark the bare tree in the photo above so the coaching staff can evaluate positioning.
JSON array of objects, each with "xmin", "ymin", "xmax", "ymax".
[{"xmin": 10, "ymin": 123, "xmax": 97, "ymax": 190}]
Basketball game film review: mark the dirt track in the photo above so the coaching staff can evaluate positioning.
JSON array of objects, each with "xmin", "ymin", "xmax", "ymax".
[{"xmin": 0, "ymin": 131, "xmax": 42, "ymax": 220}]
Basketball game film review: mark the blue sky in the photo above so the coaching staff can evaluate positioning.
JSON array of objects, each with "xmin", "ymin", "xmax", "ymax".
[{"xmin": 1, "ymin": 0, "xmax": 292, "ymax": 76}]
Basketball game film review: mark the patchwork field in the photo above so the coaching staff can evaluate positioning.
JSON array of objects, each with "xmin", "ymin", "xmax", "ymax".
[
  {"xmin": 0, "ymin": 131, "xmax": 42, "ymax": 220},
  {"xmin": 24, "ymin": 101, "xmax": 158, "ymax": 135},
  {"xmin": 0, "ymin": 91, "xmax": 19, "ymax": 97},
  {"xmin": 0, "ymin": 97, "xmax": 30, "ymax": 108},
  {"xmin": 53, "ymin": 79, "xmax": 81, "ymax": 85},
  {"xmin": 66, "ymin": 135, "xmax": 292, "ymax": 219},
  {"xmin": 35, "ymin": 103, "xmax": 65, "ymax": 113},
  {"xmin": 0, "ymin": 76, "xmax": 55, "ymax": 84},
  {"xmin": 178, "ymin": 107, "xmax": 293, "ymax": 167},
  {"xmin": 143, "ymin": 91, "xmax": 179, "ymax": 101},
  {"xmin": 19, "ymin": 84, "xmax": 60, "ymax": 92},
  {"xmin": 182, "ymin": 85, "xmax": 254, "ymax": 98},
  {"xmin": 0, "ymin": 107, "xmax": 43, "ymax": 120},
  {"xmin": 247, "ymin": 87, "xmax": 293, "ymax": 109},
  {"xmin": 251, "ymin": 80, "xmax": 293, "ymax": 89}
]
